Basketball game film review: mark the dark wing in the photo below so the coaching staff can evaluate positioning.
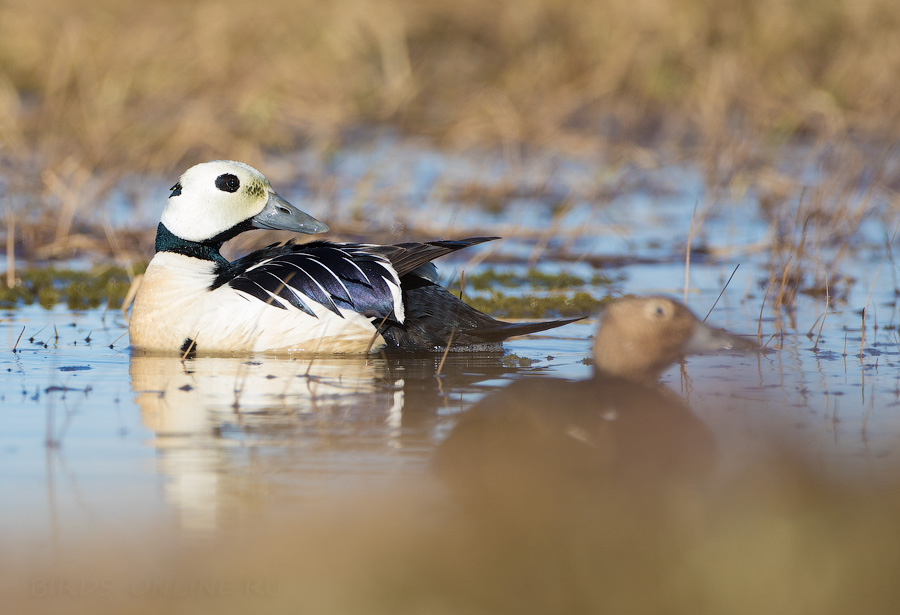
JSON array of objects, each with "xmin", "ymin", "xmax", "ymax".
[
  {"xmin": 211, "ymin": 237, "xmax": 581, "ymax": 349},
  {"xmin": 212, "ymin": 238, "xmax": 498, "ymax": 320},
  {"xmin": 365, "ymin": 237, "xmax": 499, "ymax": 278},
  {"xmin": 214, "ymin": 241, "xmax": 401, "ymax": 320}
]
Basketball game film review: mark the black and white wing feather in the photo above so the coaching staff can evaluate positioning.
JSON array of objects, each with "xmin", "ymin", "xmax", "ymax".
[
  {"xmin": 216, "ymin": 242, "xmax": 404, "ymax": 321},
  {"xmin": 209, "ymin": 236, "xmax": 580, "ymax": 351}
]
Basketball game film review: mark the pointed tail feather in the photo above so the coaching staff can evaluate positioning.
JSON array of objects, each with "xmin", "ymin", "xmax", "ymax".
[
  {"xmin": 381, "ymin": 281, "xmax": 585, "ymax": 350},
  {"xmin": 467, "ymin": 317, "xmax": 585, "ymax": 343}
]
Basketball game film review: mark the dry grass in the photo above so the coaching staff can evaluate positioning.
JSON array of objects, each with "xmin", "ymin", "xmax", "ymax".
[
  {"xmin": 2, "ymin": 0, "xmax": 900, "ymax": 306},
  {"xmin": 3, "ymin": 0, "xmax": 900, "ymax": 177}
]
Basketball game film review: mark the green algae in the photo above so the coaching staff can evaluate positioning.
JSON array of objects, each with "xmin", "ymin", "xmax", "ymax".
[
  {"xmin": 0, "ymin": 266, "xmax": 145, "ymax": 310},
  {"xmin": 464, "ymin": 291, "xmax": 611, "ymax": 319},
  {"xmin": 0, "ymin": 263, "xmax": 607, "ymax": 318},
  {"xmin": 501, "ymin": 354, "xmax": 534, "ymax": 367},
  {"xmin": 467, "ymin": 267, "xmax": 615, "ymax": 292},
  {"xmin": 459, "ymin": 267, "xmax": 616, "ymax": 318}
]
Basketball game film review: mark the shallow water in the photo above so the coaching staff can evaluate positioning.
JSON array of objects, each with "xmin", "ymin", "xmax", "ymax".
[{"xmin": 3, "ymin": 139, "xmax": 900, "ymax": 612}]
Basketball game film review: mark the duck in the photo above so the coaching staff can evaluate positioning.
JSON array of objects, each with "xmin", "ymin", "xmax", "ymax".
[
  {"xmin": 434, "ymin": 296, "xmax": 758, "ymax": 495},
  {"xmin": 129, "ymin": 160, "xmax": 579, "ymax": 354}
]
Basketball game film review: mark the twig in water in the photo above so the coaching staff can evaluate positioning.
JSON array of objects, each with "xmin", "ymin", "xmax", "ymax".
[
  {"xmin": 120, "ymin": 274, "xmax": 143, "ymax": 322},
  {"xmin": 109, "ymin": 331, "xmax": 129, "ymax": 349},
  {"xmin": 684, "ymin": 202, "xmax": 699, "ymax": 304},
  {"xmin": 806, "ymin": 313, "xmax": 824, "ymax": 339},
  {"xmin": 304, "ymin": 322, "xmax": 331, "ymax": 378},
  {"xmin": 29, "ymin": 324, "xmax": 49, "ymax": 343},
  {"xmin": 436, "ymin": 329, "xmax": 457, "ymax": 378},
  {"xmin": 5, "ymin": 206, "xmax": 14, "ymax": 289},
  {"xmin": 233, "ymin": 362, "xmax": 251, "ymax": 410},
  {"xmin": 703, "ymin": 264, "xmax": 740, "ymax": 322},
  {"xmin": 757, "ymin": 279, "xmax": 773, "ymax": 345},
  {"xmin": 862, "ymin": 385, "xmax": 875, "ymax": 443},
  {"xmin": 860, "ymin": 219, "xmax": 900, "ymax": 357},
  {"xmin": 180, "ymin": 338, "xmax": 196, "ymax": 361},
  {"xmin": 365, "ymin": 311, "xmax": 394, "ymax": 355},
  {"xmin": 12, "ymin": 326, "xmax": 25, "ymax": 352},
  {"xmin": 813, "ymin": 275, "xmax": 829, "ymax": 351},
  {"xmin": 860, "ymin": 308, "xmax": 867, "ymax": 359}
]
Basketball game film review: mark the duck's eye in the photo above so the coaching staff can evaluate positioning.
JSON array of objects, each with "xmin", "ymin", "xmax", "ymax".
[
  {"xmin": 169, "ymin": 183, "xmax": 182, "ymax": 198},
  {"xmin": 646, "ymin": 302, "xmax": 669, "ymax": 319},
  {"xmin": 215, "ymin": 173, "xmax": 241, "ymax": 193}
]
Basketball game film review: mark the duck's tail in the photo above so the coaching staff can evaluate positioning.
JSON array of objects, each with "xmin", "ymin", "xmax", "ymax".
[
  {"xmin": 465, "ymin": 317, "xmax": 583, "ymax": 343},
  {"xmin": 380, "ymin": 277, "xmax": 583, "ymax": 351}
]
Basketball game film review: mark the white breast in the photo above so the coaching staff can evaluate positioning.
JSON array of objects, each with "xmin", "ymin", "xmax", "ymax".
[{"xmin": 129, "ymin": 252, "xmax": 383, "ymax": 354}]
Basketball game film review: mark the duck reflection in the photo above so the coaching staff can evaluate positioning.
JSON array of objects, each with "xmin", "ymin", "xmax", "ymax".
[
  {"xmin": 129, "ymin": 350, "xmax": 530, "ymax": 532},
  {"xmin": 435, "ymin": 296, "xmax": 758, "ymax": 500}
]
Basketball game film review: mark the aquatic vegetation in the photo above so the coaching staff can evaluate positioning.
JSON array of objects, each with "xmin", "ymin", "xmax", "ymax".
[
  {"xmin": 458, "ymin": 267, "xmax": 616, "ymax": 318},
  {"xmin": 463, "ymin": 290, "xmax": 611, "ymax": 319},
  {"xmin": 0, "ymin": 266, "xmax": 143, "ymax": 310},
  {"xmin": 0, "ymin": 262, "xmax": 606, "ymax": 321},
  {"xmin": 501, "ymin": 353, "xmax": 534, "ymax": 368},
  {"xmin": 467, "ymin": 267, "xmax": 614, "ymax": 291}
]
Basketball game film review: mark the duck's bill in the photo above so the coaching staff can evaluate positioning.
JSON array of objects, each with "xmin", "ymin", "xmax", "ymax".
[
  {"xmin": 684, "ymin": 321, "xmax": 759, "ymax": 354},
  {"xmin": 252, "ymin": 192, "xmax": 329, "ymax": 234}
]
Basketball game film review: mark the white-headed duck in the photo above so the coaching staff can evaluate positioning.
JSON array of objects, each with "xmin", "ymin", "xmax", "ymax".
[{"xmin": 128, "ymin": 160, "xmax": 579, "ymax": 354}]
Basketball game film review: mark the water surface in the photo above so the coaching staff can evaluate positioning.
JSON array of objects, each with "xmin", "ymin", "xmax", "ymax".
[{"xmin": 3, "ymin": 139, "xmax": 900, "ymax": 613}]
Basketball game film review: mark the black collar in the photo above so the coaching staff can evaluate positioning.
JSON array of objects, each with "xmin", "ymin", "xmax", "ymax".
[{"xmin": 153, "ymin": 223, "xmax": 240, "ymax": 264}]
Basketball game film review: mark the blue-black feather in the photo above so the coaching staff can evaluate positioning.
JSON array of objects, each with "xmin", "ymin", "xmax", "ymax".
[
  {"xmin": 214, "ymin": 242, "xmax": 399, "ymax": 321},
  {"xmin": 211, "ymin": 237, "xmax": 580, "ymax": 349}
]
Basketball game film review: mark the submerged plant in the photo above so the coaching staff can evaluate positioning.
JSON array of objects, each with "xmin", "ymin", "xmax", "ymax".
[{"xmin": 0, "ymin": 266, "xmax": 144, "ymax": 310}]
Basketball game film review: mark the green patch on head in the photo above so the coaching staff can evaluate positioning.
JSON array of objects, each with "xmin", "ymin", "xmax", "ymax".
[{"xmin": 246, "ymin": 180, "xmax": 267, "ymax": 199}]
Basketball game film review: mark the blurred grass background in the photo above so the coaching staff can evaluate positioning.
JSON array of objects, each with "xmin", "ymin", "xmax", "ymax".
[
  {"xmin": 2, "ymin": 0, "xmax": 900, "ymax": 268},
  {"xmin": 2, "ymin": 0, "xmax": 899, "ymax": 178}
]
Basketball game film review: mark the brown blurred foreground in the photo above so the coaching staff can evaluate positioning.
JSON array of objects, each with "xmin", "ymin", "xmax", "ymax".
[{"xmin": 5, "ymin": 439, "xmax": 900, "ymax": 614}]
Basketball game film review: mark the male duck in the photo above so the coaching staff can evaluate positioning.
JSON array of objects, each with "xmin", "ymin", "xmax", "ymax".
[
  {"xmin": 435, "ymin": 296, "xmax": 758, "ymax": 492},
  {"xmin": 129, "ymin": 160, "xmax": 578, "ymax": 354}
]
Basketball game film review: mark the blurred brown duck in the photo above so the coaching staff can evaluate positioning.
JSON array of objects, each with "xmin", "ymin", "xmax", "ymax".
[{"xmin": 435, "ymin": 296, "xmax": 758, "ymax": 496}]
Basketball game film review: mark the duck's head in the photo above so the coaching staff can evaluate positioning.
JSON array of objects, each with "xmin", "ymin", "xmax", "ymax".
[
  {"xmin": 160, "ymin": 160, "xmax": 329, "ymax": 244},
  {"xmin": 593, "ymin": 296, "xmax": 757, "ymax": 384}
]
